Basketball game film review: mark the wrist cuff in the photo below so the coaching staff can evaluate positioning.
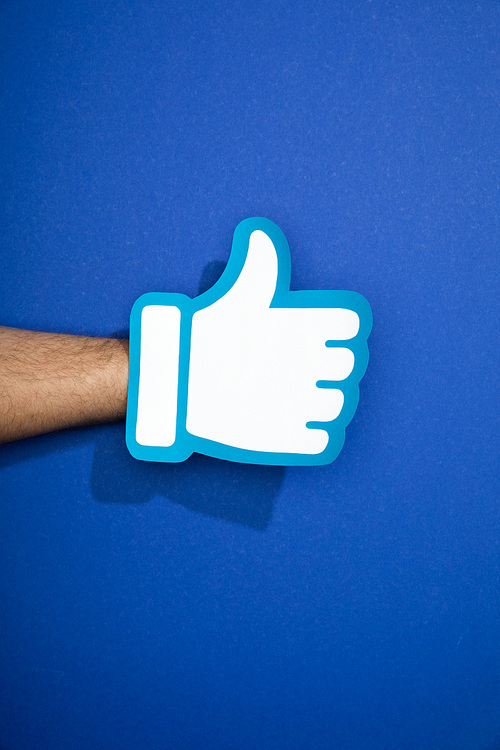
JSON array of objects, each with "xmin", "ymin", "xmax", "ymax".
[{"xmin": 131, "ymin": 303, "xmax": 181, "ymax": 448}]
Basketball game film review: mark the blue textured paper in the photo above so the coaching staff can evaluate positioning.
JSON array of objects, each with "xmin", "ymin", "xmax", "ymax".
[{"xmin": 0, "ymin": 2, "xmax": 498, "ymax": 749}]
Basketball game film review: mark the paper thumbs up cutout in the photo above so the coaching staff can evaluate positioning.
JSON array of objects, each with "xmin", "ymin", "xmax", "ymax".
[{"xmin": 126, "ymin": 218, "xmax": 372, "ymax": 465}]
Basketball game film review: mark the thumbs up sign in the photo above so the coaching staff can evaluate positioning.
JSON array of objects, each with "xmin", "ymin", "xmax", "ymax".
[{"xmin": 126, "ymin": 218, "xmax": 372, "ymax": 465}]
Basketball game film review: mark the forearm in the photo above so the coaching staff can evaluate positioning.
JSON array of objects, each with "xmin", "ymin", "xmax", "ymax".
[{"xmin": 0, "ymin": 327, "xmax": 129, "ymax": 443}]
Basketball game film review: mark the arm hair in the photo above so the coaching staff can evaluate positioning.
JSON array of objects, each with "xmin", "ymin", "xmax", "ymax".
[{"xmin": 0, "ymin": 327, "xmax": 129, "ymax": 443}]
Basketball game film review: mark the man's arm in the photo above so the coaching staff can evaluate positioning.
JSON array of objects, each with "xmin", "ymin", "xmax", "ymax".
[{"xmin": 0, "ymin": 327, "xmax": 129, "ymax": 444}]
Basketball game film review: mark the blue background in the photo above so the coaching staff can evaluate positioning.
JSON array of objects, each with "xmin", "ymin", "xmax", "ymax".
[{"xmin": 0, "ymin": 1, "xmax": 498, "ymax": 748}]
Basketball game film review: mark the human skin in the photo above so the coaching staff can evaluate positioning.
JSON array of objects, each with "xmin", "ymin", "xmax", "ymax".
[{"xmin": 0, "ymin": 327, "xmax": 129, "ymax": 444}]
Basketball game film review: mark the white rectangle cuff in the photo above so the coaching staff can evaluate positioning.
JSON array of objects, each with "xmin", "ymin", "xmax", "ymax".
[{"xmin": 135, "ymin": 305, "xmax": 181, "ymax": 447}]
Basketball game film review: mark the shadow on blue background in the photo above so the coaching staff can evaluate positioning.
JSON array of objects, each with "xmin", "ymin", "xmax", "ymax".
[
  {"xmin": 0, "ymin": 424, "xmax": 284, "ymax": 530},
  {"xmin": 0, "ymin": 259, "xmax": 285, "ymax": 528},
  {"xmin": 91, "ymin": 259, "xmax": 285, "ymax": 528},
  {"xmin": 0, "ymin": 423, "xmax": 286, "ymax": 529},
  {"xmin": 91, "ymin": 427, "xmax": 284, "ymax": 529}
]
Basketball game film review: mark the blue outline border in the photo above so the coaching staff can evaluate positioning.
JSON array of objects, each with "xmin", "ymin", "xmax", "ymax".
[{"xmin": 126, "ymin": 217, "xmax": 372, "ymax": 466}]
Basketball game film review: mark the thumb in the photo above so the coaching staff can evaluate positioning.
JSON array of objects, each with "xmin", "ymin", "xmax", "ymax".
[
  {"xmin": 227, "ymin": 229, "xmax": 279, "ymax": 307},
  {"xmin": 199, "ymin": 219, "xmax": 290, "ymax": 311}
]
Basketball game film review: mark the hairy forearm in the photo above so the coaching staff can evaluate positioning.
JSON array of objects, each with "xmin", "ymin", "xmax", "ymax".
[{"xmin": 0, "ymin": 327, "xmax": 129, "ymax": 443}]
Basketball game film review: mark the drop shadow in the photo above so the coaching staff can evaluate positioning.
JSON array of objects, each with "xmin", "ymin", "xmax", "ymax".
[
  {"xmin": 91, "ymin": 423, "xmax": 284, "ymax": 529},
  {"xmin": 0, "ymin": 427, "xmax": 95, "ymax": 471},
  {"xmin": 91, "ymin": 259, "xmax": 286, "ymax": 529},
  {"xmin": 197, "ymin": 260, "xmax": 226, "ymax": 295}
]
